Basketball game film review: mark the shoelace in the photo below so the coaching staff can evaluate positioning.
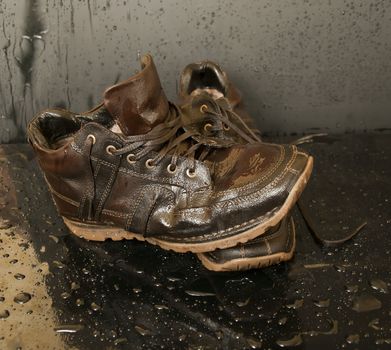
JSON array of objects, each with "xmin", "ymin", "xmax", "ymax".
[
  {"xmin": 84, "ymin": 101, "xmax": 261, "ymax": 219},
  {"xmin": 199, "ymin": 100, "xmax": 261, "ymax": 144},
  {"xmin": 291, "ymin": 133, "xmax": 367, "ymax": 247}
]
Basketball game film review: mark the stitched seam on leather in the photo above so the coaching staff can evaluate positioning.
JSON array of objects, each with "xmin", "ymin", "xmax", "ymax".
[
  {"xmin": 289, "ymin": 168, "xmax": 299, "ymax": 175},
  {"xmin": 212, "ymin": 144, "xmax": 288, "ymax": 197},
  {"xmin": 101, "ymin": 209, "xmax": 128, "ymax": 218},
  {"xmin": 285, "ymin": 221, "xmax": 292, "ymax": 250},
  {"xmin": 86, "ymin": 155, "xmax": 191, "ymax": 189},
  {"xmin": 240, "ymin": 245, "xmax": 245, "ymax": 259},
  {"xmin": 95, "ymin": 161, "xmax": 120, "ymax": 219},
  {"xmin": 71, "ymin": 142, "xmax": 82, "ymax": 153},
  {"xmin": 165, "ymin": 164, "xmax": 299, "ymax": 242},
  {"xmin": 264, "ymin": 240, "xmax": 272, "ymax": 255},
  {"xmin": 93, "ymin": 161, "xmax": 101, "ymax": 179},
  {"xmin": 126, "ymin": 189, "xmax": 151, "ymax": 228},
  {"xmin": 211, "ymin": 149, "xmax": 298, "ymax": 208},
  {"xmin": 46, "ymin": 182, "xmax": 80, "ymax": 207},
  {"xmin": 174, "ymin": 150, "xmax": 298, "ymax": 213}
]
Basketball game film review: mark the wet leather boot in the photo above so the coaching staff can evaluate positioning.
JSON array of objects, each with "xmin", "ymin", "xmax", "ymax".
[
  {"xmin": 179, "ymin": 60, "xmax": 301, "ymax": 270},
  {"xmin": 27, "ymin": 54, "xmax": 312, "ymax": 253},
  {"xmin": 179, "ymin": 60, "xmax": 260, "ymax": 140},
  {"xmin": 197, "ymin": 216, "xmax": 296, "ymax": 271}
]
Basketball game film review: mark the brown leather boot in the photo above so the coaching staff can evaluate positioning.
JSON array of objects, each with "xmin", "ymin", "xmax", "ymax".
[
  {"xmin": 197, "ymin": 216, "xmax": 296, "ymax": 271},
  {"xmin": 179, "ymin": 60, "xmax": 260, "ymax": 140},
  {"xmin": 179, "ymin": 60, "xmax": 300, "ymax": 270},
  {"xmin": 27, "ymin": 54, "xmax": 312, "ymax": 253}
]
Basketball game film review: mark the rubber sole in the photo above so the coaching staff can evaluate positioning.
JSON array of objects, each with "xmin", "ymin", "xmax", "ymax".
[
  {"xmin": 62, "ymin": 156, "xmax": 313, "ymax": 253},
  {"xmin": 196, "ymin": 217, "xmax": 296, "ymax": 272}
]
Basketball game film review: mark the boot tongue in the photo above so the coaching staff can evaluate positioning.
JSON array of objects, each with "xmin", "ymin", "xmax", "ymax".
[{"xmin": 103, "ymin": 54, "xmax": 169, "ymax": 136}]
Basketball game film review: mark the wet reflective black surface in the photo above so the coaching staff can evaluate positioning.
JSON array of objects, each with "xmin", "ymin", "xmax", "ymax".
[{"xmin": 0, "ymin": 134, "xmax": 390, "ymax": 349}]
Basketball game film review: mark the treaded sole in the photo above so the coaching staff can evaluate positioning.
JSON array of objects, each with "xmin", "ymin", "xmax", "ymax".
[
  {"xmin": 196, "ymin": 217, "xmax": 296, "ymax": 271},
  {"xmin": 62, "ymin": 156, "xmax": 312, "ymax": 253}
]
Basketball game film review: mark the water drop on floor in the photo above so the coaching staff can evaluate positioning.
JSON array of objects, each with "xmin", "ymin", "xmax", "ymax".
[
  {"xmin": 0, "ymin": 310, "xmax": 10, "ymax": 319},
  {"xmin": 352, "ymin": 294, "xmax": 382, "ymax": 312},
  {"xmin": 14, "ymin": 292, "xmax": 31, "ymax": 304}
]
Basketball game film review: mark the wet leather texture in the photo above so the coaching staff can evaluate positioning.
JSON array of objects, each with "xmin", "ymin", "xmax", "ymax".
[
  {"xmin": 200, "ymin": 216, "xmax": 294, "ymax": 264},
  {"xmin": 179, "ymin": 60, "xmax": 259, "ymax": 137},
  {"xmin": 27, "ymin": 55, "xmax": 311, "ymax": 246}
]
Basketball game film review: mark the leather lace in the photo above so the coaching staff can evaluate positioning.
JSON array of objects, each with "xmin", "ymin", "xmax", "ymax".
[
  {"xmin": 290, "ymin": 134, "xmax": 367, "ymax": 247},
  {"xmin": 108, "ymin": 102, "xmax": 261, "ymax": 170},
  {"xmin": 199, "ymin": 100, "xmax": 261, "ymax": 144},
  {"xmin": 84, "ymin": 101, "xmax": 261, "ymax": 219}
]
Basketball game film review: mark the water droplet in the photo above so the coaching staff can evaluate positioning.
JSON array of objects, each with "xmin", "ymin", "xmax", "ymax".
[
  {"xmin": 236, "ymin": 298, "xmax": 250, "ymax": 307},
  {"xmin": 53, "ymin": 260, "xmax": 66, "ymax": 269},
  {"xmin": 91, "ymin": 302, "xmax": 101, "ymax": 311},
  {"xmin": 368, "ymin": 318, "xmax": 382, "ymax": 330},
  {"xmin": 345, "ymin": 285, "xmax": 359, "ymax": 293},
  {"xmin": 48, "ymin": 234, "xmax": 59, "ymax": 243},
  {"xmin": 314, "ymin": 299, "xmax": 330, "ymax": 308},
  {"xmin": 54, "ymin": 324, "xmax": 84, "ymax": 333},
  {"xmin": 286, "ymin": 299, "xmax": 303, "ymax": 309},
  {"xmin": 346, "ymin": 334, "xmax": 360, "ymax": 344},
  {"xmin": 14, "ymin": 292, "xmax": 31, "ymax": 304},
  {"xmin": 278, "ymin": 317, "xmax": 288, "ymax": 325},
  {"xmin": 135, "ymin": 324, "xmax": 152, "ymax": 336},
  {"xmin": 352, "ymin": 294, "xmax": 382, "ymax": 312},
  {"xmin": 247, "ymin": 337, "xmax": 262, "ymax": 349},
  {"xmin": 61, "ymin": 292, "xmax": 71, "ymax": 299},
  {"xmin": 71, "ymin": 282, "xmax": 80, "ymax": 290},
  {"xmin": 154, "ymin": 304, "xmax": 168, "ymax": 310},
  {"xmin": 370, "ymin": 279, "xmax": 388, "ymax": 293},
  {"xmin": 114, "ymin": 337, "xmax": 128, "ymax": 345},
  {"xmin": 14, "ymin": 273, "xmax": 25, "ymax": 280},
  {"xmin": 185, "ymin": 290, "xmax": 215, "ymax": 297},
  {"xmin": 0, "ymin": 310, "xmax": 10, "ymax": 319},
  {"xmin": 276, "ymin": 334, "xmax": 303, "ymax": 347}
]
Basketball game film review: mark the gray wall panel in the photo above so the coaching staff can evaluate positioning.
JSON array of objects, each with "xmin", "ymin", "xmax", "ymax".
[{"xmin": 1, "ymin": 0, "xmax": 391, "ymax": 142}]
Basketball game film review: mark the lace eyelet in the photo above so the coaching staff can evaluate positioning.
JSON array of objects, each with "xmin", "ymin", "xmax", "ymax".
[
  {"xmin": 126, "ymin": 153, "xmax": 136, "ymax": 164},
  {"xmin": 87, "ymin": 134, "xmax": 96, "ymax": 144},
  {"xmin": 106, "ymin": 145, "xmax": 116, "ymax": 155},
  {"xmin": 186, "ymin": 168, "xmax": 196, "ymax": 178},
  {"xmin": 223, "ymin": 124, "xmax": 230, "ymax": 131},
  {"xmin": 200, "ymin": 104, "xmax": 208, "ymax": 113},
  {"xmin": 145, "ymin": 159, "xmax": 155, "ymax": 168},
  {"xmin": 167, "ymin": 164, "xmax": 177, "ymax": 174},
  {"xmin": 204, "ymin": 123, "xmax": 213, "ymax": 132}
]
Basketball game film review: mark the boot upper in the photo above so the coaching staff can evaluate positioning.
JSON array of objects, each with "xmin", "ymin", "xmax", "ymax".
[{"xmin": 27, "ymin": 55, "xmax": 311, "ymax": 245}]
